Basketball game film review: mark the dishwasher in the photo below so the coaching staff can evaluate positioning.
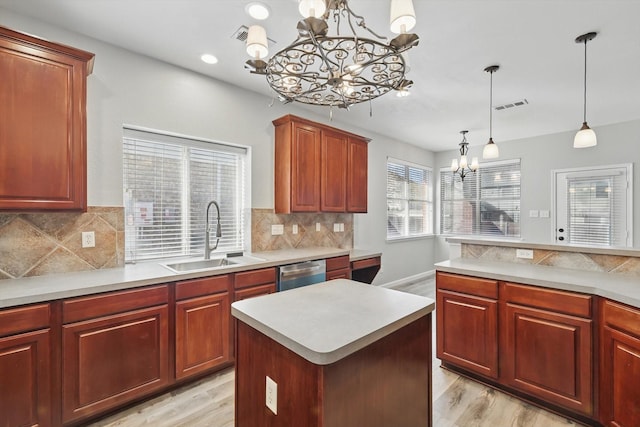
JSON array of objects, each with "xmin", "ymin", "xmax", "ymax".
[{"xmin": 277, "ymin": 259, "xmax": 326, "ymax": 292}]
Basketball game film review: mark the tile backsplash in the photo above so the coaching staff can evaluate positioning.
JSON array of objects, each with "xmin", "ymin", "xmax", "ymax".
[
  {"xmin": 461, "ymin": 243, "xmax": 640, "ymax": 278},
  {"xmin": 0, "ymin": 207, "xmax": 124, "ymax": 280},
  {"xmin": 251, "ymin": 208, "xmax": 353, "ymax": 252}
]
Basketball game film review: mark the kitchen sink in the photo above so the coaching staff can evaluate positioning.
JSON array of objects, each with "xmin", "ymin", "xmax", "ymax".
[{"xmin": 163, "ymin": 258, "xmax": 239, "ymax": 273}]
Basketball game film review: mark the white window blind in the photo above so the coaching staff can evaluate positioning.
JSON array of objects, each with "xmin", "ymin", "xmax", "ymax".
[
  {"xmin": 440, "ymin": 159, "xmax": 521, "ymax": 237},
  {"xmin": 387, "ymin": 158, "xmax": 433, "ymax": 239},
  {"xmin": 123, "ymin": 128, "xmax": 247, "ymax": 262},
  {"xmin": 558, "ymin": 165, "xmax": 632, "ymax": 247}
]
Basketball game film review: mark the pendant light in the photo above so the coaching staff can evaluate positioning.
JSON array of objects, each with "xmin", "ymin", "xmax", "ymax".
[
  {"xmin": 573, "ymin": 32, "xmax": 598, "ymax": 148},
  {"xmin": 482, "ymin": 65, "xmax": 500, "ymax": 159}
]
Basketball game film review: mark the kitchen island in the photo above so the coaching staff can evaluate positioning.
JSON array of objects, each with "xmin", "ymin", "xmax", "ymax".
[{"xmin": 231, "ymin": 279, "xmax": 435, "ymax": 427}]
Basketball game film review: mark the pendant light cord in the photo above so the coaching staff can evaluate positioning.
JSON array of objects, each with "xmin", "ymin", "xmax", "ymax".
[
  {"xmin": 583, "ymin": 38, "xmax": 588, "ymax": 123},
  {"xmin": 489, "ymin": 70, "xmax": 493, "ymax": 138}
]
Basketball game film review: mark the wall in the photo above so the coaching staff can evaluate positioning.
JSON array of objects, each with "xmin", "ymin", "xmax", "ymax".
[
  {"xmin": 434, "ymin": 119, "xmax": 640, "ymax": 262},
  {"xmin": 0, "ymin": 9, "xmax": 436, "ymax": 284}
]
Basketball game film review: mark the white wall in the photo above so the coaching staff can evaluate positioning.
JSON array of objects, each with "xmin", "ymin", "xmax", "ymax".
[
  {"xmin": 0, "ymin": 9, "xmax": 437, "ymax": 283},
  {"xmin": 434, "ymin": 119, "xmax": 640, "ymax": 262}
]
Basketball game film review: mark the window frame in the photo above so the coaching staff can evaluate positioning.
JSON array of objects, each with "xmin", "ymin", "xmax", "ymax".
[
  {"xmin": 122, "ymin": 126, "xmax": 250, "ymax": 263},
  {"xmin": 386, "ymin": 157, "xmax": 434, "ymax": 241},
  {"xmin": 439, "ymin": 158, "xmax": 521, "ymax": 238}
]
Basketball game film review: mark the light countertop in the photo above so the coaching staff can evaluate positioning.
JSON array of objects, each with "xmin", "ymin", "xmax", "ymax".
[
  {"xmin": 436, "ymin": 258, "xmax": 640, "ymax": 308},
  {"xmin": 231, "ymin": 279, "xmax": 434, "ymax": 365},
  {"xmin": 0, "ymin": 247, "xmax": 381, "ymax": 309}
]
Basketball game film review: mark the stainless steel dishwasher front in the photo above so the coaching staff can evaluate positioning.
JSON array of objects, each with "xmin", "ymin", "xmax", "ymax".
[{"xmin": 277, "ymin": 259, "xmax": 327, "ymax": 291}]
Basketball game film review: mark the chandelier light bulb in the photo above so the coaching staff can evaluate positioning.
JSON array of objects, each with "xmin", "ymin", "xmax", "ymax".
[
  {"xmin": 246, "ymin": 25, "xmax": 268, "ymax": 59},
  {"xmin": 459, "ymin": 155, "xmax": 468, "ymax": 169},
  {"xmin": 298, "ymin": 0, "xmax": 326, "ymax": 18},
  {"xmin": 390, "ymin": 0, "xmax": 417, "ymax": 34}
]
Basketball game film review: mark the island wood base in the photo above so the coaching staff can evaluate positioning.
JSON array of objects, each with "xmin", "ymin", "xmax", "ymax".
[{"xmin": 235, "ymin": 315, "xmax": 432, "ymax": 427}]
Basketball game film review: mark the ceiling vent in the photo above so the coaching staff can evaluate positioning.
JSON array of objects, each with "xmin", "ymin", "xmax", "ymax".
[
  {"xmin": 232, "ymin": 25, "xmax": 276, "ymax": 45},
  {"xmin": 495, "ymin": 99, "xmax": 529, "ymax": 111}
]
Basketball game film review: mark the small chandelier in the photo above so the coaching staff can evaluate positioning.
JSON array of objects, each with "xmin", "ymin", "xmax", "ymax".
[
  {"xmin": 483, "ymin": 65, "xmax": 500, "ymax": 159},
  {"xmin": 574, "ymin": 32, "xmax": 598, "ymax": 148},
  {"xmin": 450, "ymin": 130, "xmax": 479, "ymax": 181},
  {"xmin": 244, "ymin": 0, "xmax": 419, "ymax": 110}
]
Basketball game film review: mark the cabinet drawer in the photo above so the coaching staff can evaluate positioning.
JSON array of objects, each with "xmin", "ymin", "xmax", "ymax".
[
  {"xmin": 351, "ymin": 256, "xmax": 380, "ymax": 270},
  {"xmin": 327, "ymin": 267, "xmax": 351, "ymax": 281},
  {"xmin": 326, "ymin": 255, "xmax": 350, "ymax": 272},
  {"xmin": 602, "ymin": 299, "xmax": 640, "ymax": 338},
  {"xmin": 63, "ymin": 285, "xmax": 169, "ymax": 323},
  {"xmin": 0, "ymin": 303, "xmax": 49, "ymax": 337},
  {"xmin": 234, "ymin": 268, "xmax": 276, "ymax": 289},
  {"xmin": 502, "ymin": 283, "xmax": 592, "ymax": 318},
  {"xmin": 235, "ymin": 283, "xmax": 277, "ymax": 301},
  {"xmin": 436, "ymin": 272, "xmax": 498, "ymax": 299},
  {"xmin": 176, "ymin": 275, "xmax": 230, "ymax": 300}
]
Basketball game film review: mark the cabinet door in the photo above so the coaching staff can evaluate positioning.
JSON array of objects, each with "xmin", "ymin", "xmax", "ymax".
[
  {"xmin": 347, "ymin": 137, "xmax": 368, "ymax": 212},
  {"xmin": 0, "ymin": 329, "xmax": 51, "ymax": 427},
  {"xmin": 600, "ymin": 300, "xmax": 640, "ymax": 427},
  {"xmin": 436, "ymin": 289, "xmax": 498, "ymax": 379},
  {"xmin": 0, "ymin": 27, "xmax": 93, "ymax": 211},
  {"xmin": 291, "ymin": 122, "xmax": 321, "ymax": 212},
  {"xmin": 62, "ymin": 305, "xmax": 169, "ymax": 423},
  {"xmin": 175, "ymin": 293, "xmax": 231, "ymax": 380},
  {"xmin": 502, "ymin": 303, "xmax": 593, "ymax": 415},
  {"xmin": 234, "ymin": 283, "xmax": 277, "ymax": 301},
  {"xmin": 320, "ymin": 130, "xmax": 348, "ymax": 212}
]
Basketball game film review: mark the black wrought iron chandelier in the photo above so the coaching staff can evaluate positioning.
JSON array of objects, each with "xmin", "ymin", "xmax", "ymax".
[
  {"xmin": 244, "ymin": 0, "xmax": 419, "ymax": 110},
  {"xmin": 450, "ymin": 130, "xmax": 479, "ymax": 181}
]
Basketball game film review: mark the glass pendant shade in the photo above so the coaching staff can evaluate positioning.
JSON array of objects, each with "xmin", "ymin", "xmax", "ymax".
[
  {"xmin": 246, "ymin": 25, "xmax": 268, "ymax": 59},
  {"xmin": 298, "ymin": 0, "xmax": 326, "ymax": 18},
  {"xmin": 459, "ymin": 155, "xmax": 468, "ymax": 169},
  {"xmin": 450, "ymin": 159, "xmax": 458, "ymax": 171},
  {"xmin": 483, "ymin": 139, "xmax": 500, "ymax": 159},
  {"xmin": 470, "ymin": 157, "xmax": 479, "ymax": 171},
  {"xmin": 390, "ymin": 0, "xmax": 416, "ymax": 34},
  {"xmin": 574, "ymin": 123, "xmax": 597, "ymax": 148}
]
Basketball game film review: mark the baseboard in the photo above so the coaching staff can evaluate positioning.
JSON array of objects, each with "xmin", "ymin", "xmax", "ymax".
[{"xmin": 380, "ymin": 269, "xmax": 435, "ymax": 289}]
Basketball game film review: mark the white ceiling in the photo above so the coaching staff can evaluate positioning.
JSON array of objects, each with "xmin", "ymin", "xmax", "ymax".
[{"xmin": 1, "ymin": 0, "xmax": 639, "ymax": 152}]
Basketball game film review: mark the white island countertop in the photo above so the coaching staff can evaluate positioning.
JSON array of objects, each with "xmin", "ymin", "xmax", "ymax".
[{"xmin": 231, "ymin": 279, "xmax": 434, "ymax": 365}]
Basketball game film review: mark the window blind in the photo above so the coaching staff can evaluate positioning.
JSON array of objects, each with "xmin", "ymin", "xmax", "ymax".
[
  {"xmin": 123, "ymin": 128, "xmax": 247, "ymax": 262},
  {"xmin": 387, "ymin": 158, "xmax": 433, "ymax": 239},
  {"xmin": 440, "ymin": 159, "xmax": 521, "ymax": 237},
  {"xmin": 566, "ymin": 171, "xmax": 628, "ymax": 246}
]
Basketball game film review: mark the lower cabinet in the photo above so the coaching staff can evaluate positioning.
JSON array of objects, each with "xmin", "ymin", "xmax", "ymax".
[
  {"xmin": 175, "ymin": 275, "xmax": 232, "ymax": 381},
  {"xmin": 0, "ymin": 304, "xmax": 51, "ymax": 427},
  {"xmin": 326, "ymin": 255, "xmax": 351, "ymax": 280},
  {"xmin": 501, "ymin": 283, "xmax": 593, "ymax": 415},
  {"xmin": 436, "ymin": 272, "xmax": 499, "ymax": 379},
  {"xmin": 600, "ymin": 299, "xmax": 640, "ymax": 427},
  {"xmin": 61, "ymin": 286, "xmax": 170, "ymax": 424}
]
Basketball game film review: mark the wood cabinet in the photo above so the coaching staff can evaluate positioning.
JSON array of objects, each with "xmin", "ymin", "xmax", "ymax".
[
  {"xmin": 0, "ymin": 26, "xmax": 94, "ymax": 211},
  {"xmin": 600, "ymin": 299, "xmax": 640, "ymax": 427},
  {"xmin": 61, "ymin": 285, "xmax": 169, "ymax": 424},
  {"xmin": 436, "ymin": 272, "xmax": 499, "ymax": 379},
  {"xmin": 175, "ymin": 275, "xmax": 232, "ymax": 381},
  {"xmin": 501, "ymin": 283, "xmax": 593, "ymax": 415},
  {"xmin": 350, "ymin": 256, "xmax": 381, "ymax": 284},
  {"xmin": 326, "ymin": 255, "xmax": 351, "ymax": 280},
  {"xmin": 274, "ymin": 115, "xmax": 369, "ymax": 213},
  {"xmin": 0, "ymin": 304, "xmax": 51, "ymax": 427},
  {"xmin": 234, "ymin": 267, "xmax": 277, "ymax": 300}
]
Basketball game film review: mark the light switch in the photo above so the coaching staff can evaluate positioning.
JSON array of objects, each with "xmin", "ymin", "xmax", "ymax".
[
  {"xmin": 333, "ymin": 223, "xmax": 340, "ymax": 232},
  {"xmin": 529, "ymin": 210, "xmax": 539, "ymax": 218},
  {"xmin": 316, "ymin": 222, "xmax": 321, "ymax": 232},
  {"xmin": 292, "ymin": 224, "xmax": 298, "ymax": 234},
  {"xmin": 539, "ymin": 210, "xmax": 550, "ymax": 218}
]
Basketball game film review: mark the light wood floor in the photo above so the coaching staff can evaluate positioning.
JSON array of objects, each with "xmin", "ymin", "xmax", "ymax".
[{"xmin": 88, "ymin": 278, "xmax": 584, "ymax": 427}]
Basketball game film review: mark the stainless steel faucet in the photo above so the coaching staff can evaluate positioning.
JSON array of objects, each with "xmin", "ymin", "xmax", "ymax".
[{"xmin": 204, "ymin": 200, "xmax": 222, "ymax": 260}]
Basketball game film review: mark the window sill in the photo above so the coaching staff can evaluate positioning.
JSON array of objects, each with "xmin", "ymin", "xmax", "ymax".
[{"xmin": 386, "ymin": 234, "xmax": 434, "ymax": 243}]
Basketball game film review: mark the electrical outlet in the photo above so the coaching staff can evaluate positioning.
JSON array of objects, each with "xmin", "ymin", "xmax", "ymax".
[
  {"xmin": 271, "ymin": 224, "xmax": 284, "ymax": 235},
  {"xmin": 516, "ymin": 249, "xmax": 534, "ymax": 259},
  {"xmin": 81, "ymin": 231, "xmax": 95, "ymax": 248},
  {"xmin": 292, "ymin": 224, "xmax": 298, "ymax": 234},
  {"xmin": 316, "ymin": 222, "xmax": 321, "ymax": 232},
  {"xmin": 266, "ymin": 376, "xmax": 277, "ymax": 415}
]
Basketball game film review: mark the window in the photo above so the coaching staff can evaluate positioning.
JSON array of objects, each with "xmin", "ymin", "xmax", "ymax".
[
  {"xmin": 440, "ymin": 159, "xmax": 521, "ymax": 237},
  {"xmin": 554, "ymin": 164, "xmax": 632, "ymax": 247},
  {"xmin": 387, "ymin": 158, "xmax": 433, "ymax": 239},
  {"xmin": 123, "ymin": 127, "xmax": 248, "ymax": 262}
]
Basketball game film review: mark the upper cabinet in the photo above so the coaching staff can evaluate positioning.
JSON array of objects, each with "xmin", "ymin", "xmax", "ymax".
[
  {"xmin": 0, "ymin": 26, "xmax": 94, "ymax": 211},
  {"xmin": 273, "ymin": 114, "xmax": 369, "ymax": 214}
]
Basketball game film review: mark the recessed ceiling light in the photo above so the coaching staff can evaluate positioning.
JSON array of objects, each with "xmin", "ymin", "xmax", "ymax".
[
  {"xmin": 200, "ymin": 54, "xmax": 219, "ymax": 64},
  {"xmin": 246, "ymin": 2, "xmax": 270, "ymax": 20}
]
